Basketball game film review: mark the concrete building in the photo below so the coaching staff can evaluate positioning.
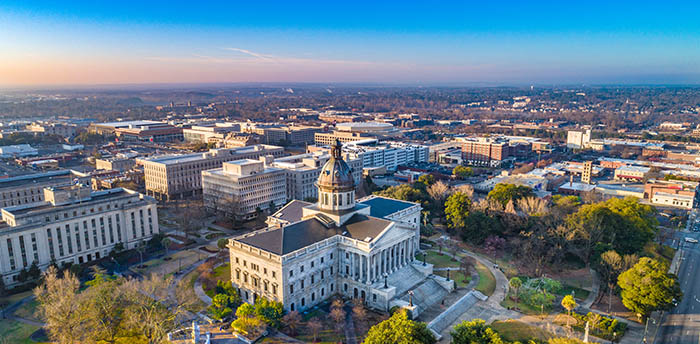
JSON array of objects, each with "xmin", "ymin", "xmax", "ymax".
[
  {"xmin": 567, "ymin": 129, "xmax": 592, "ymax": 149},
  {"xmin": 0, "ymin": 144, "xmax": 38, "ymax": 158},
  {"xmin": 314, "ymin": 131, "xmax": 377, "ymax": 146},
  {"xmin": 90, "ymin": 120, "xmax": 164, "ymax": 135},
  {"xmin": 228, "ymin": 140, "xmax": 451, "ymax": 315},
  {"xmin": 95, "ymin": 157, "xmax": 135, "ymax": 172},
  {"xmin": 114, "ymin": 122, "xmax": 183, "ymax": 143},
  {"xmin": 460, "ymin": 137, "xmax": 510, "ymax": 167},
  {"xmin": 644, "ymin": 179, "xmax": 699, "ymax": 209},
  {"xmin": 26, "ymin": 122, "xmax": 78, "ymax": 138},
  {"xmin": 202, "ymin": 158, "xmax": 286, "ymax": 220},
  {"xmin": 613, "ymin": 165, "xmax": 650, "ymax": 182},
  {"xmin": 182, "ymin": 124, "xmax": 241, "ymax": 144},
  {"xmin": 335, "ymin": 122, "xmax": 396, "ymax": 135},
  {"xmin": 0, "ymin": 184, "xmax": 158, "ymax": 286},
  {"xmin": 581, "ymin": 161, "xmax": 593, "ymax": 184},
  {"xmin": 0, "ymin": 170, "xmax": 73, "ymax": 208},
  {"xmin": 340, "ymin": 141, "xmax": 429, "ymax": 171},
  {"xmin": 271, "ymin": 152, "xmax": 363, "ymax": 201},
  {"xmin": 142, "ymin": 145, "xmax": 284, "ymax": 200}
]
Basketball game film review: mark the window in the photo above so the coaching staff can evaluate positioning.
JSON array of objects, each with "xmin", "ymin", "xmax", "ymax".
[
  {"xmin": 300, "ymin": 265, "xmax": 304, "ymax": 272},
  {"xmin": 272, "ymin": 271, "xmax": 276, "ymax": 278},
  {"xmin": 289, "ymin": 284, "xmax": 294, "ymax": 294},
  {"xmin": 344, "ymin": 283, "xmax": 348, "ymax": 292},
  {"xmin": 330, "ymin": 266, "xmax": 333, "ymax": 275},
  {"xmin": 289, "ymin": 270, "xmax": 293, "ymax": 277},
  {"xmin": 321, "ymin": 271, "xmax": 324, "ymax": 279},
  {"xmin": 301, "ymin": 298, "xmax": 305, "ymax": 307},
  {"xmin": 330, "ymin": 253, "xmax": 333, "ymax": 260},
  {"xmin": 311, "ymin": 275, "xmax": 315, "ymax": 284},
  {"xmin": 321, "ymin": 257, "xmax": 324, "ymax": 264},
  {"xmin": 321, "ymin": 288, "xmax": 325, "ymax": 297},
  {"xmin": 311, "ymin": 292, "xmax": 315, "ymax": 302},
  {"xmin": 291, "ymin": 303, "xmax": 295, "ymax": 311},
  {"xmin": 331, "ymin": 283, "xmax": 334, "ymax": 292},
  {"xmin": 311, "ymin": 261, "xmax": 314, "ymax": 268},
  {"xmin": 301, "ymin": 279, "xmax": 305, "ymax": 288}
]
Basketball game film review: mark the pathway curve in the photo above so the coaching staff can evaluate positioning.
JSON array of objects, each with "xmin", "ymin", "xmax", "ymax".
[
  {"xmin": 580, "ymin": 268, "xmax": 600, "ymax": 309},
  {"xmin": 343, "ymin": 304, "xmax": 358, "ymax": 344}
]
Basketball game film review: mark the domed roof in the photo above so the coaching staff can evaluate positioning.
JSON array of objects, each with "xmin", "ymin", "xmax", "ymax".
[{"xmin": 317, "ymin": 140, "xmax": 355, "ymax": 192}]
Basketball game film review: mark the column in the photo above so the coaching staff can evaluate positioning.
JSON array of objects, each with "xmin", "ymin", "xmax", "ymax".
[{"xmin": 366, "ymin": 255, "xmax": 371, "ymax": 284}]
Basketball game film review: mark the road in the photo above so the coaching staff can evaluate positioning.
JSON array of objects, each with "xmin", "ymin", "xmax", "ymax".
[{"xmin": 655, "ymin": 228, "xmax": 700, "ymax": 344}]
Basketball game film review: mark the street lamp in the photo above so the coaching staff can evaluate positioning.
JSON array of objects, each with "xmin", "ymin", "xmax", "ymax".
[
  {"xmin": 446, "ymin": 269, "xmax": 450, "ymax": 281},
  {"xmin": 422, "ymin": 252, "xmax": 426, "ymax": 266},
  {"xmin": 408, "ymin": 291, "xmax": 414, "ymax": 307},
  {"xmin": 384, "ymin": 273, "xmax": 388, "ymax": 289}
]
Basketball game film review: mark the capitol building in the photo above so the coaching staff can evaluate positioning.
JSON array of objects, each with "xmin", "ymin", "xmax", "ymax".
[{"xmin": 228, "ymin": 140, "xmax": 453, "ymax": 315}]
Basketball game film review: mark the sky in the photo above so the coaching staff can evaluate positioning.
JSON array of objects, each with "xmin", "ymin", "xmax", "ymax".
[{"xmin": 1, "ymin": 1, "xmax": 700, "ymax": 87}]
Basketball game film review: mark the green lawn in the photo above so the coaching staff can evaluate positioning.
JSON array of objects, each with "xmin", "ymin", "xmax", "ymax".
[
  {"xmin": 13, "ymin": 299, "xmax": 40, "ymax": 322},
  {"xmin": 500, "ymin": 292, "xmax": 547, "ymax": 315},
  {"xmin": 416, "ymin": 250, "xmax": 459, "ymax": 268},
  {"xmin": 204, "ymin": 263, "xmax": 231, "ymax": 297},
  {"xmin": 435, "ymin": 270, "xmax": 471, "ymax": 288},
  {"xmin": 0, "ymin": 318, "xmax": 44, "ymax": 344},
  {"xmin": 491, "ymin": 319, "xmax": 555, "ymax": 343},
  {"xmin": 474, "ymin": 261, "xmax": 496, "ymax": 296},
  {"xmin": 183, "ymin": 269, "xmax": 207, "ymax": 312},
  {"xmin": 559, "ymin": 284, "xmax": 590, "ymax": 301},
  {"xmin": 0, "ymin": 290, "xmax": 33, "ymax": 308}
]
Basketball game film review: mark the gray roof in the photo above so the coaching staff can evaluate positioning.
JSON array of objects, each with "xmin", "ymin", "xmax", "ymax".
[
  {"xmin": 270, "ymin": 200, "xmax": 312, "ymax": 223},
  {"xmin": 236, "ymin": 213, "xmax": 391, "ymax": 255},
  {"xmin": 359, "ymin": 196, "xmax": 417, "ymax": 219}
]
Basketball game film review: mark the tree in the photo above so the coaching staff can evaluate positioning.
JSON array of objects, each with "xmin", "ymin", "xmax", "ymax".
[
  {"xmin": 161, "ymin": 237, "xmax": 171, "ymax": 256},
  {"xmin": 329, "ymin": 307, "xmax": 346, "ymax": 334},
  {"xmin": 417, "ymin": 174, "xmax": 436, "ymax": 186},
  {"xmin": 34, "ymin": 266, "xmax": 90, "ymax": 344},
  {"xmin": 375, "ymin": 184, "xmax": 426, "ymax": 203},
  {"xmin": 598, "ymin": 250, "xmax": 623, "ymax": 313},
  {"xmin": 460, "ymin": 256, "xmax": 474, "ymax": 283},
  {"xmin": 84, "ymin": 267, "xmax": 126, "ymax": 344},
  {"xmin": 450, "ymin": 319, "xmax": 506, "ymax": 344},
  {"xmin": 352, "ymin": 300, "xmax": 368, "ymax": 332},
  {"xmin": 209, "ymin": 294, "xmax": 235, "ymax": 320},
  {"xmin": 487, "ymin": 183, "xmax": 534, "ymax": 208},
  {"xmin": 364, "ymin": 310, "xmax": 436, "ymax": 344},
  {"xmin": 426, "ymin": 181, "xmax": 450, "ymax": 204},
  {"xmin": 453, "ymin": 166, "xmax": 473, "ymax": 179},
  {"xmin": 282, "ymin": 310, "xmax": 302, "ymax": 335},
  {"xmin": 460, "ymin": 211, "xmax": 500, "ymax": 245},
  {"xmin": 561, "ymin": 295, "xmax": 577, "ymax": 326},
  {"xmin": 175, "ymin": 203, "xmax": 206, "ymax": 239},
  {"xmin": 217, "ymin": 238, "xmax": 228, "ymax": 252},
  {"xmin": 618, "ymin": 257, "xmax": 682, "ymax": 320},
  {"xmin": 509, "ymin": 277, "xmax": 523, "ymax": 304},
  {"xmin": 122, "ymin": 274, "xmax": 192, "ymax": 344},
  {"xmin": 445, "ymin": 191, "xmax": 472, "ymax": 230},
  {"xmin": 254, "ymin": 297, "xmax": 285, "ymax": 328},
  {"xmin": 307, "ymin": 317, "xmax": 322, "ymax": 342}
]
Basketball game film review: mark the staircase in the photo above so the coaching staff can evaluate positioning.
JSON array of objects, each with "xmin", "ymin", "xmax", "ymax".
[
  {"xmin": 399, "ymin": 278, "xmax": 449, "ymax": 316},
  {"xmin": 384, "ymin": 264, "xmax": 428, "ymax": 296}
]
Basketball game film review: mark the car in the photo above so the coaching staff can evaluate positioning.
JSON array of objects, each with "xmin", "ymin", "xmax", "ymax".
[{"xmin": 685, "ymin": 237, "xmax": 698, "ymax": 243}]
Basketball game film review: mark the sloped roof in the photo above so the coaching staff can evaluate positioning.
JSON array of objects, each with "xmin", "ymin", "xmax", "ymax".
[
  {"xmin": 270, "ymin": 200, "xmax": 311, "ymax": 223},
  {"xmin": 358, "ymin": 196, "xmax": 417, "ymax": 219},
  {"xmin": 236, "ymin": 213, "xmax": 391, "ymax": 255}
]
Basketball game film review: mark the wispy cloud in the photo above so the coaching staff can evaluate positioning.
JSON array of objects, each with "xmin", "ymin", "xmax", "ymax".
[{"xmin": 222, "ymin": 48, "xmax": 275, "ymax": 61}]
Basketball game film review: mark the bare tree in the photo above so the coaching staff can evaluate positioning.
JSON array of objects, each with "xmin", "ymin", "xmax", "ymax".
[
  {"xmin": 175, "ymin": 202, "xmax": 206, "ymax": 239},
  {"xmin": 427, "ymin": 181, "xmax": 451, "ymax": 203},
  {"xmin": 282, "ymin": 310, "xmax": 302, "ymax": 336},
  {"xmin": 307, "ymin": 317, "xmax": 322, "ymax": 342},
  {"xmin": 329, "ymin": 307, "xmax": 346, "ymax": 334},
  {"xmin": 85, "ymin": 267, "xmax": 127, "ymax": 344},
  {"xmin": 122, "ymin": 274, "xmax": 193, "ymax": 344},
  {"xmin": 454, "ymin": 184, "xmax": 474, "ymax": 199},
  {"xmin": 352, "ymin": 300, "xmax": 368, "ymax": 333},
  {"xmin": 516, "ymin": 196, "xmax": 549, "ymax": 216},
  {"xmin": 34, "ymin": 266, "xmax": 90, "ymax": 344}
]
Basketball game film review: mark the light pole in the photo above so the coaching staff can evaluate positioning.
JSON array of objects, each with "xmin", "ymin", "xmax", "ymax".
[
  {"xmin": 422, "ymin": 252, "xmax": 426, "ymax": 266},
  {"xmin": 446, "ymin": 269, "xmax": 450, "ymax": 281},
  {"xmin": 408, "ymin": 291, "xmax": 414, "ymax": 307},
  {"xmin": 384, "ymin": 273, "xmax": 388, "ymax": 289}
]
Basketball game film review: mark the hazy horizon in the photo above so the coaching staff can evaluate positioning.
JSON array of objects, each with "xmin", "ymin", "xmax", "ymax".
[{"xmin": 2, "ymin": 1, "xmax": 700, "ymax": 86}]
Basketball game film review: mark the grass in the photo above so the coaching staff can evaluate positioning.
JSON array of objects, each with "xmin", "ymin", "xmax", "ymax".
[
  {"xmin": 0, "ymin": 318, "xmax": 44, "ymax": 344},
  {"xmin": 204, "ymin": 232, "xmax": 226, "ymax": 240},
  {"xmin": 435, "ymin": 270, "xmax": 471, "ymax": 288},
  {"xmin": 474, "ymin": 261, "xmax": 496, "ymax": 296},
  {"xmin": 491, "ymin": 319, "xmax": 555, "ymax": 343},
  {"xmin": 204, "ymin": 263, "xmax": 232, "ymax": 297},
  {"xmin": 500, "ymin": 292, "xmax": 547, "ymax": 315},
  {"xmin": 559, "ymin": 284, "xmax": 590, "ymax": 301},
  {"xmin": 0, "ymin": 290, "xmax": 33, "ymax": 308},
  {"xmin": 416, "ymin": 250, "xmax": 460, "ymax": 268},
  {"xmin": 182, "ymin": 268, "xmax": 207, "ymax": 313},
  {"xmin": 13, "ymin": 299, "xmax": 40, "ymax": 322}
]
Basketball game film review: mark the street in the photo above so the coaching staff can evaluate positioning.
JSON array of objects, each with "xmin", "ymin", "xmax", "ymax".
[{"xmin": 655, "ymin": 228, "xmax": 700, "ymax": 344}]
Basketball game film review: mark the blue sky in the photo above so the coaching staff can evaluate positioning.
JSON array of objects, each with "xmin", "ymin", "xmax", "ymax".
[{"xmin": 1, "ymin": 1, "xmax": 699, "ymax": 86}]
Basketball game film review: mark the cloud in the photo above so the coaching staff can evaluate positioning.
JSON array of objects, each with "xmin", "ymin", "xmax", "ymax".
[{"xmin": 222, "ymin": 48, "xmax": 275, "ymax": 61}]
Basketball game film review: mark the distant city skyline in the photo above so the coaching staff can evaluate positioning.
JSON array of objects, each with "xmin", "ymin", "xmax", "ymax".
[{"xmin": 2, "ymin": 1, "xmax": 700, "ymax": 86}]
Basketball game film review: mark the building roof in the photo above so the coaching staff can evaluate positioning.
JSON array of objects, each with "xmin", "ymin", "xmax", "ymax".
[
  {"xmin": 358, "ymin": 196, "xmax": 417, "ymax": 219},
  {"xmin": 0, "ymin": 170, "xmax": 71, "ymax": 189},
  {"xmin": 237, "ymin": 213, "xmax": 391, "ymax": 255},
  {"xmin": 269, "ymin": 200, "xmax": 311, "ymax": 223}
]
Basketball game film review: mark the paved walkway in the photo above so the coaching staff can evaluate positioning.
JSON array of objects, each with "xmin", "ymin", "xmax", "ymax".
[{"xmin": 580, "ymin": 268, "xmax": 600, "ymax": 308}]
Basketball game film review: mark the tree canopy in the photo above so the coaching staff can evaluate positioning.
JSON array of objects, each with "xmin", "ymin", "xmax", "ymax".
[
  {"xmin": 487, "ymin": 184, "xmax": 534, "ymax": 208},
  {"xmin": 445, "ymin": 191, "xmax": 472, "ymax": 230},
  {"xmin": 450, "ymin": 319, "xmax": 507, "ymax": 344},
  {"xmin": 364, "ymin": 310, "xmax": 436, "ymax": 344},
  {"xmin": 617, "ymin": 257, "xmax": 682, "ymax": 319}
]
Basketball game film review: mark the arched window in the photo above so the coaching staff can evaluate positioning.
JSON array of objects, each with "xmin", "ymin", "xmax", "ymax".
[{"xmin": 333, "ymin": 194, "xmax": 337, "ymax": 206}]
